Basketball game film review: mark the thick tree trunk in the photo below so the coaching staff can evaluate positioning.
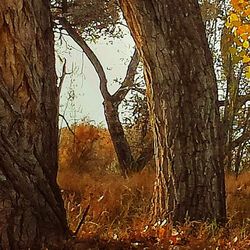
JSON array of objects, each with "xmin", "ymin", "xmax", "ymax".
[
  {"xmin": 119, "ymin": 0, "xmax": 226, "ymax": 223},
  {"xmin": 0, "ymin": 1, "xmax": 69, "ymax": 249}
]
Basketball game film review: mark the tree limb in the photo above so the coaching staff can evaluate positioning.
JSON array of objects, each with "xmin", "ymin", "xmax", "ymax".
[
  {"xmin": 59, "ymin": 17, "xmax": 111, "ymax": 99},
  {"xmin": 218, "ymin": 94, "xmax": 250, "ymax": 108},
  {"xmin": 232, "ymin": 131, "xmax": 250, "ymax": 148},
  {"xmin": 59, "ymin": 113, "xmax": 76, "ymax": 137},
  {"xmin": 58, "ymin": 58, "xmax": 68, "ymax": 95},
  {"xmin": 59, "ymin": 17, "xmax": 152, "ymax": 175},
  {"xmin": 112, "ymin": 49, "xmax": 140, "ymax": 106}
]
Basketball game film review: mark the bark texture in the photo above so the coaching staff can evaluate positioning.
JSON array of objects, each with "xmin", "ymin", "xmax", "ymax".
[
  {"xmin": 119, "ymin": 0, "xmax": 226, "ymax": 223},
  {"xmin": 0, "ymin": 0, "xmax": 69, "ymax": 249}
]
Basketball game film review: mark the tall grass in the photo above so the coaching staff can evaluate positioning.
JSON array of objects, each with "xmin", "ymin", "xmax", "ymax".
[{"xmin": 58, "ymin": 123, "xmax": 250, "ymax": 248}]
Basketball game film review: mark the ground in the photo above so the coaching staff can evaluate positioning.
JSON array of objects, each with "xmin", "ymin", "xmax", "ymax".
[{"xmin": 59, "ymin": 171, "xmax": 250, "ymax": 250}]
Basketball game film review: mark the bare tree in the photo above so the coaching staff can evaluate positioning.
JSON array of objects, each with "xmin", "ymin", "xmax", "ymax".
[{"xmin": 53, "ymin": 1, "xmax": 154, "ymax": 176}]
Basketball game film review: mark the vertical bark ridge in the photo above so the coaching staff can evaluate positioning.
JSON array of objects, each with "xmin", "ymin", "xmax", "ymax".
[
  {"xmin": 0, "ymin": 0, "xmax": 69, "ymax": 248},
  {"xmin": 120, "ymin": 0, "xmax": 226, "ymax": 223}
]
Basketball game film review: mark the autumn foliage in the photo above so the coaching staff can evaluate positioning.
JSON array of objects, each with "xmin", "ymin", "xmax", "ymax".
[
  {"xmin": 58, "ymin": 123, "xmax": 250, "ymax": 249},
  {"xmin": 58, "ymin": 123, "xmax": 116, "ymax": 191},
  {"xmin": 225, "ymin": 0, "xmax": 250, "ymax": 76}
]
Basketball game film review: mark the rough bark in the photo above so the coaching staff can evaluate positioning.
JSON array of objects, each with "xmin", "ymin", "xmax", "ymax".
[
  {"xmin": 0, "ymin": 0, "xmax": 69, "ymax": 249},
  {"xmin": 59, "ymin": 17, "xmax": 153, "ymax": 177},
  {"xmin": 119, "ymin": 0, "xmax": 226, "ymax": 223}
]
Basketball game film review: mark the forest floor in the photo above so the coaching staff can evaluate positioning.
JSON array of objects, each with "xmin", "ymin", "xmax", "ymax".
[{"xmin": 59, "ymin": 170, "xmax": 250, "ymax": 250}]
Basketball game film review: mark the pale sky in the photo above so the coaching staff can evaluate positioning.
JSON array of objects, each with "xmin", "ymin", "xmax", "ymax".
[{"xmin": 56, "ymin": 30, "xmax": 135, "ymax": 127}]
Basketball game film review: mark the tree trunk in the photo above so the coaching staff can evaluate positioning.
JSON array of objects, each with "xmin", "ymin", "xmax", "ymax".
[
  {"xmin": 59, "ymin": 16, "xmax": 153, "ymax": 177},
  {"xmin": 103, "ymin": 98, "xmax": 154, "ymax": 177},
  {"xmin": 0, "ymin": 1, "xmax": 69, "ymax": 249},
  {"xmin": 119, "ymin": 0, "xmax": 226, "ymax": 223}
]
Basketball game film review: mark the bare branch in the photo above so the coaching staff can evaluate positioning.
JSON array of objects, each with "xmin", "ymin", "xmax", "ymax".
[
  {"xmin": 112, "ymin": 49, "xmax": 140, "ymax": 105},
  {"xmin": 130, "ymin": 87, "xmax": 146, "ymax": 95},
  {"xmin": 59, "ymin": 17, "xmax": 111, "ymax": 99},
  {"xmin": 59, "ymin": 113, "xmax": 75, "ymax": 137},
  {"xmin": 232, "ymin": 131, "xmax": 250, "ymax": 148},
  {"xmin": 218, "ymin": 94, "xmax": 250, "ymax": 108},
  {"xmin": 232, "ymin": 108, "xmax": 250, "ymax": 148},
  {"xmin": 58, "ymin": 58, "xmax": 68, "ymax": 95}
]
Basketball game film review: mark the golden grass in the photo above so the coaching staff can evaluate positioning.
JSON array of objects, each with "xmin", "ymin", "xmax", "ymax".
[
  {"xmin": 226, "ymin": 171, "xmax": 250, "ymax": 232},
  {"xmin": 58, "ymin": 124, "xmax": 250, "ymax": 248},
  {"xmin": 58, "ymin": 168, "xmax": 250, "ymax": 249},
  {"xmin": 61, "ymin": 169, "xmax": 154, "ymax": 237}
]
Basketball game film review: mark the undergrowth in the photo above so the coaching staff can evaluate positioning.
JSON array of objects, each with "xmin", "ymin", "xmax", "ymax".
[
  {"xmin": 59, "ymin": 170, "xmax": 250, "ymax": 249},
  {"xmin": 58, "ymin": 123, "xmax": 250, "ymax": 249}
]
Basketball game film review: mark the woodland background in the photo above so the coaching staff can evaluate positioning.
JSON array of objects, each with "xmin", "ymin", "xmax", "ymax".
[
  {"xmin": 0, "ymin": 0, "xmax": 249, "ymax": 249},
  {"xmin": 54, "ymin": 0, "xmax": 250, "ymax": 249}
]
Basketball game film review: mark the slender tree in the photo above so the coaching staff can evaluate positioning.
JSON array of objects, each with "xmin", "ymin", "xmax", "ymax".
[
  {"xmin": 0, "ymin": 0, "xmax": 69, "ymax": 248},
  {"xmin": 119, "ymin": 0, "xmax": 226, "ymax": 223},
  {"xmin": 53, "ymin": 0, "xmax": 154, "ymax": 176}
]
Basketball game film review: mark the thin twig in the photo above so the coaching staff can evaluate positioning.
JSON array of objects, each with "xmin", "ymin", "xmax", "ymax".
[
  {"xmin": 73, "ymin": 204, "xmax": 90, "ymax": 237},
  {"xmin": 58, "ymin": 58, "xmax": 68, "ymax": 94},
  {"xmin": 59, "ymin": 113, "xmax": 75, "ymax": 137}
]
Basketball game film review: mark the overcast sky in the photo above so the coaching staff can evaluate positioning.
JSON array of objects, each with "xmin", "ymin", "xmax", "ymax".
[{"xmin": 56, "ymin": 30, "xmax": 135, "ymax": 127}]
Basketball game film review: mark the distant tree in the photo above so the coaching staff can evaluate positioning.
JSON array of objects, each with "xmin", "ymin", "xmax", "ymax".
[
  {"xmin": 119, "ymin": 0, "xmax": 227, "ymax": 223},
  {"xmin": 52, "ymin": 1, "xmax": 154, "ymax": 176},
  {"xmin": 0, "ymin": 0, "xmax": 69, "ymax": 248}
]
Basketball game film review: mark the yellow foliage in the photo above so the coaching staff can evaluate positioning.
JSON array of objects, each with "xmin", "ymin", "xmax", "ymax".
[
  {"xmin": 242, "ymin": 55, "xmax": 250, "ymax": 63},
  {"xmin": 242, "ymin": 40, "xmax": 249, "ymax": 49},
  {"xmin": 227, "ymin": 1, "xmax": 250, "ymax": 41},
  {"xmin": 223, "ymin": 0, "xmax": 250, "ymax": 78},
  {"xmin": 245, "ymin": 66, "xmax": 250, "ymax": 78}
]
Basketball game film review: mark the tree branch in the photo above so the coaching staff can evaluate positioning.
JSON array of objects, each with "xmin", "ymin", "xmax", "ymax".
[
  {"xmin": 232, "ymin": 131, "xmax": 250, "ymax": 148},
  {"xmin": 59, "ymin": 113, "xmax": 76, "ymax": 137},
  {"xmin": 218, "ymin": 94, "xmax": 250, "ymax": 108},
  {"xmin": 112, "ymin": 49, "xmax": 140, "ymax": 106},
  {"xmin": 59, "ymin": 17, "xmax": 111, "ymax": 99},
  {"xmin": 58, "ymin": 58, "xmax": 68, "ymax": 95}
]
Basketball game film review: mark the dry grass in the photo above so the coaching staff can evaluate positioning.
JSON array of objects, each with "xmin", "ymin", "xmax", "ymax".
[
  {"xmin": 58, "ymin": 124, "xmax": 250, "ymax": 248},
  {"xmin": 226, "ymin": 172, "xmax": 250, "ymax": 220},
  {"xmin": 60, "ymin": 169, "xmax": 155, "ymax": 238},
  {"xmin": 58, "ymin": 169, "xmax": 250, "ymax": 249}
]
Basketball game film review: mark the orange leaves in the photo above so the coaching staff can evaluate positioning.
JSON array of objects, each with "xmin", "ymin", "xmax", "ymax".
[
  {"xmin": 58, "ymin": 123, "xmax": 116, "ymax": 175},
  {"xmin": 236, "ymin": 25, "xmax": 250, "ymax": 41},
  {"xmin": 231, "ymin": 0, "xmax": 249, "ymax": 13},
  {"xmin": 224, "ymin": 0, "xmax": 250, "ymax": 78}
]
